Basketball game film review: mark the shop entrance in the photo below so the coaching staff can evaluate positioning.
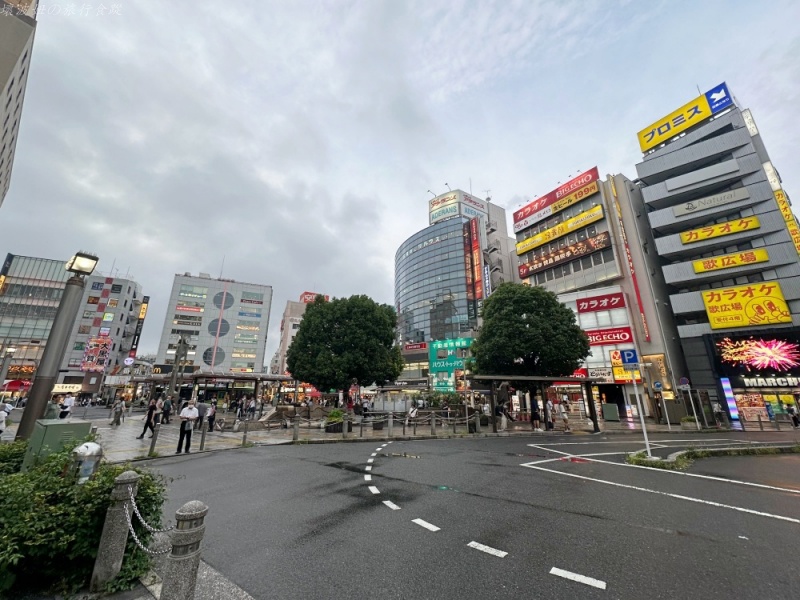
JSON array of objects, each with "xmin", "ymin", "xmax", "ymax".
[{"xmin": 597, "ymin": 384, "xmax": 627, "ymax": 421}]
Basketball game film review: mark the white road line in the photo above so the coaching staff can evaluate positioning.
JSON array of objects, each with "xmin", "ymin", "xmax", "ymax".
[
  {"xmin": 371, "ymin": 453, "xmax": 377, "ymax": 457},
  {"xmin": 412, "ymin": 518, "xmax": 440, "ymax": 532},
  {"xmin": 368, "ymin": 486, "xmax": 380, "ymax": 495},
  {"xmin": 531, "ymin": 439, "xmax": 731, "ymax": 446},
  {"xmin": 383, "ymin": 501, "xmax": 401, "ymax": 510},
  {"xmin": 387, "ymin": 441, "xmax": 393, "ymax": 444},
  {"xmin": 365, "ymin": 466, "xmax": 372, "ymax": 471},
  {"xmin": 375, "ymin": 448, "xmax": 383, "ymax": 452},
  {"xmin": 467, "ymin": 541, "xmax": 508, "ymax": 558},
  {"xmin": 367, "ymin": 458, "xmax": 374, "ymax": 463},
  {"xmin": 524, "ymin": 464, "xmax": 800, "ymax": 524},
  {"xmin": 550, "ymin": 567, "xmax": 606, "ymax": 590},
  {"xmin": 364, "ymin": 475, "xmax": 372, "ymax": 481}
]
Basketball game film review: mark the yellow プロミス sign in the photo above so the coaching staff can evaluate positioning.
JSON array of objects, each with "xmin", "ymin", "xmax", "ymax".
[
  {"xmin": 516, "ymin": 205, "xmax": 604, "ymax": 255},
  {"xmin": 637, "ymin": 94, "xmax": 711, "ymax": 152},
  {"xmin": 680, "ymin": 216, "xmax": 760, "ymax": 244},
  {"xmin": 692, "ymin": 249, "xmax": 769, "ymax": 273},
  {"xmin": 702, "ymin": 281, "xmax": 792, "ymax": 329}
]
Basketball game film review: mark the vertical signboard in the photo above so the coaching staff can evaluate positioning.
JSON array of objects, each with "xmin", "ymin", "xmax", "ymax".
[
  {"xmin": 463, "ymin": 222, "xmax": 475, "ymax": 319},
  {"xmin": 429, "ymin": 338, "xmax": 472, "ymax": 392},
  {"xmin": 128, "ymin": 295, "xmax": 149, "ymax": 358},
  {"xmin": 470, "ymin": 217, "xmax": 483, "ymax": 301}
]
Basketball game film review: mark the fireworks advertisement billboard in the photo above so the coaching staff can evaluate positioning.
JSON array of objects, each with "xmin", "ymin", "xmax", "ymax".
[{"xmin": 710, "ymin": 329, "xmax": 800, "ymax": 420}]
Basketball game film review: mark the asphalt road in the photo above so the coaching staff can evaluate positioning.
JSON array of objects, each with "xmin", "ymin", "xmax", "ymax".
[{"xmin": 147, "ymin": 433, "xmax": 799, "ymax": 598}]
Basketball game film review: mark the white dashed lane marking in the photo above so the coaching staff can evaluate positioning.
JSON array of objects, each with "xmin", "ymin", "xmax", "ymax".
[
  {"xmin": 367, "ymin": 458, "xmax": 374, "ymax": 463},
  {"xmin": 550, "ymin": 567, "xmax": 606, "ymax": 590},
  {"xmin": 370, "ymin": 453, "xmax": 377, "ymax": 457},
  {"xmin": 467, "ymin": 541, "xmax": 507, "ymax": 558},
  {"xmin": 375, "ymin": 448, "xmax": 383, "ymax": 452},
  {"xmin": 365, "ymin": 466, "xmax": 372, "ymax": 471},
  {"xmin": 412, "ymin": 518, "xmax": 440, "ymax": 532},
  {"xmin": 364, "ymin": 475, "xmax": 372, "ymax": 481},
  {"xmin": 368, "ymin": 486, "xmax": 380, "ymax": 495},
  {"xmin": 383, "ymin": 501, "xmax": 401, "ymax": 510}
]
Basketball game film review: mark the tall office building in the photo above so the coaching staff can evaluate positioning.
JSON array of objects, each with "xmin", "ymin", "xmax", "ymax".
[
  {"xmin": 0, "ymin": 1, "xmax": 37, "ymax": 205},
  {"xmin": 274, "ymin": 291, "xmax": 329, "ymax": 376},
  {"xmin": 394, "ymin": 190, "xmax": 517, "ymax": 388},
  {"xmin": 0, "ymin": 252, "xmax": 69, "ymax": 381},
  {"xmin": 58, "ymin": 276, "xmax": 147, "ymax": 396},
  {"xmin": 154, "ymin": 273, "xmax": 273, "ymax": 375},
  {"xmin": 513, "ymin": 170, "xmax": 686, "ymax": 419},
  {"xmin": 635, "ymin": 82, "xmax": 800, "ymax": 423}
]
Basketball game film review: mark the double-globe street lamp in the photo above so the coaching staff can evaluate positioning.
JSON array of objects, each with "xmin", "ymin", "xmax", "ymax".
[{"xmin": 16, "ymin": 252, "xmax": 99, "ymax": 440}]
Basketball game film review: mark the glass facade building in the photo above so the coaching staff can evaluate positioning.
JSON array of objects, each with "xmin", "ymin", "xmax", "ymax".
[{"xmin": 395, "ymin": 218, "xmax": 474, "ymax": 344}]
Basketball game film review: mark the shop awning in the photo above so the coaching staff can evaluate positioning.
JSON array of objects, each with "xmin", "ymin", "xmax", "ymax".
[{"xmin": 2, "ymin": 379, "xmax": 31, "ymax": 392}]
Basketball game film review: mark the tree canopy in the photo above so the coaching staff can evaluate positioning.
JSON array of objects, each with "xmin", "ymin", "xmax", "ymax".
[
  {"xmin": 286, "ymin": 294, "xmax": 403, "ymax": 392},
  {"xmin": 470, "ymin": 283, "xmax": 590, "ymax": 381}
]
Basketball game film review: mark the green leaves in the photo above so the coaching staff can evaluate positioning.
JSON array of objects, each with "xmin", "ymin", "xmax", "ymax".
[
  {"xmin": 471, "ymin": 283, "xmax": 590, "ymax": 383},
  {"xmin": 286, "ymin": 295, "xmax": 403, "ymax": 391}
]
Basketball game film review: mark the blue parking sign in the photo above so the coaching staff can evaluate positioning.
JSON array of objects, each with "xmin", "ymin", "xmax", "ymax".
[{"xmin": 620, "ymin": 349, "xmax": 638, "ymax": 365}]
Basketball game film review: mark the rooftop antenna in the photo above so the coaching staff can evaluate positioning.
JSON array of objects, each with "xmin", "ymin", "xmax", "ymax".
[
  {"xmin": 427, "ymin": 190, "xmax": 436, "ymax": 197},
  {"xmin": 483, "ymin": 189, "xmax": 491, "ymax": 202},
  {"xmin": 469, "ymin": 178, "xmax": 472, "ymax": 195},
  {"xmin": 219, "ymin": 255, "xmax": 226, "ymax": 278},
  {"xmin": 696, "ymin": 83, "xmax": 701, "ymax": 95},
  {"xmin": 444, "ymin": 183, "xmax": 451, "ymax": 191}
]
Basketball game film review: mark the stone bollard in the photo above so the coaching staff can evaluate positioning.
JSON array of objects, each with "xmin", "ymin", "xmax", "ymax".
[
  {"xmin": 775, "ymin": 417, "xmax": 781, "ymax": 431},
  {"xmin": 90, "ymin": 471, "xmax": 140, "ymax": 592},
  {"xmin": 160, "ymin": 500, "xmax": 209, "ymax": 600},
  {"xmin": 475, "ymin": 413, "xmax": 481, "ymax": 434},
  {"xmin": 199, "ymin": 421, "xmax": 208, "ymax": 452},
  {"xmin": 430, "ymin": 414, "xmax": 436, "ymax": 436},
  {"xmin": 148, "ymin": 423, "xmax": 161, "ymax": 456},
  {"xmin": 388, "ymin": 412, "xmax": 393, "ymax": 438},
  {"xmin": 453, "ymin": 417, "xmax": 457, "ymax": 434},
  {"xmin": 413, "ymin": 418, "xmax": 417, "ymax": 436},
  {"xmin": 241, "ymin": 420, "xmax": 249, "ymax": 447},
  {"xmin": 293, "ymin": 415, "xmax": 300, "ymax": 441}
]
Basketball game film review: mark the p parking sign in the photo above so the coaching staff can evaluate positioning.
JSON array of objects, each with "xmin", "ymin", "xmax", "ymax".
[{"xmin": 620, "ymin": 350, "xmax": 638, "ymax": 366}]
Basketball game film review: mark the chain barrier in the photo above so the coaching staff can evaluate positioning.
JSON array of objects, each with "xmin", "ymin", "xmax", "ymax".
[
  {"xmin": 128, "ymin": 485, "xmax": 174, "ymax": 534},
  {"xmin": 124, "ymin": 503, "xmax": 171, "ymax": 556}
]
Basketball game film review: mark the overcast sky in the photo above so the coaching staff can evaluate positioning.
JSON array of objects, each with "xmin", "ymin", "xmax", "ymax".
[{"xmin": 3, "ymin": 0, "xmax": 799, "ymax": 362}]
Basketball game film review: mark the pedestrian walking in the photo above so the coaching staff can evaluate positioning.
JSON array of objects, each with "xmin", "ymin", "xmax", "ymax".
[
  {"xmin": 59, "ymin": 393, "xmax": 75, "ymax": 419},
  {"xmin": 207, "ymin": 402, "xmax": 217, "ymax": 432},
  {"xmin": 405, "ymin": 402, "xmax": 418, "ymax": 427},
  {"xmin": 136, "ymin": 399, "xmax": 157, "ymax": 439},
  {"xmin": 248, "ymin": 398, "xmax": 256, "ymax": 420},
  {"xmin": 558, "ymin": 400, "xmax": 571, "ymax": 432},
  {"xmin": 110, "ymin": 397, "xmax": 124, "ymax": 427},
  {"xmin": 162, "ymin": 395, "xmax": 173, "ymax": 424},
  {"xmin": 176, "ymin": 399, "xmax": 199, "ymax": 453},
  {"xmin": 787, "ymin": 403, "xmax": 799, "ymax": 428},
  {"xmin": 545, "ymin": 398, "xmax": 554, "ymax": 431},
  {"xmin": 44, "ymin": 395, "xmax": 60, "ymax": 420},
  {"xmin": 195, "ymin": 399, "xmax": 207, "ymax": 430},
  {"xmin": 531, "ymin": 401, "xmax": 542, "ymax": 432},
  {"xmin": 154, "ymin": 395, "xmax": 164, "ymax": 425},
  {"xmin": 0, "ymin": 401, "xmax": 13, "ymax": 435}
]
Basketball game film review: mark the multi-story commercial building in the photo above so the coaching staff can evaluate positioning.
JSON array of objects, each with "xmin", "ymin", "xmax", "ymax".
[
  {"xmin": 635, "ymin": 82, "xmax": 800, "ymax": 423},
  {"xmin": 274, "ymin": 291, "xmax": 328, "ymax": 376},
  {"xmin": 0, "ymin": 1, "xmax": 37, "ymax": 205},
  {"xmin": 0, "ymin": 253, "xmax": 70, "ymax": 381},
  {"xmin": 513, "ymin": 170, "xmax": 687, "ymax": 420},
  {"xmin": 394, "ymin": 190, "xmax": 517, "ymax": 387},
  {"xmin": 154, "ymin": 273, "xmax": 273, "ymax": 375},
  {"xmin": 58, "ymin": 276, "xmax": 147, "ymax": 397}
]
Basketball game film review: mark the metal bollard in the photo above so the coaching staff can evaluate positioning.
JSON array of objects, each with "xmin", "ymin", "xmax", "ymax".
[
  {"xmin": 775, "ymin": 417, "xmax": 781, "ymax": 431},
  {"xmin": 413, "ymin": 418, "xmax": 417, "ymax": 435},
  {"xmin": 160, "ymin": 500, "xmax": 209, "ymax": 600},
  {"xmin": 758, "ymin": 414, "xmax": 764, "ymax": 430},
  {"xmin": 342, "ymin": 414, "xmax": 348, "ymax": 440},
  {"xmin": 149, "ymin": 424, "xmax": 160, "ymax": 456},
  {"xmin": 241, "ymin": 420, "xmax": 249, "ymax": 447},
  {"xmin": 475, "ymin": 413, "xmax": 481, "ymax": 434},
  {"xmin": 199, "ymin": 421, "xmax": 207, "ymax": 451},
  {"xmin": 402, "ymin": 419, "xmax": 406, "ymax": 436},
  {"xmin": 453, "ymin": 417, "xmax": 457, "ymax": 434},
  {"xmin": 360, "ymin": 417, "xmax": 364, "ymax": 438},
  {"xmin": 430, "ymin": 414, "xmax": 436, "ymax": 436},
  {"xmin": 90, "ymin": 471, "xmax": 140, "ymax": 591},
  {"xmin": 388, "ymin": 413, "xmax": 393, "ymax": 438},
  {"xmin": 293, "ymin": 415, "xmax": 300, "ymax": 441}
]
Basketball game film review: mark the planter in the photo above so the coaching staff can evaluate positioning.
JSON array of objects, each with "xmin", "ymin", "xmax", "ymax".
[
  {"xmin": 324, "ymin": 421, "xmax": 353, "ymax": 433},
  {"xmin": 681, "ymin": 421, "xmax": 697, "ymax": 430},
  {"xmin": 372, "ymin": 421, "xmax": 384, "ymax": 430}
]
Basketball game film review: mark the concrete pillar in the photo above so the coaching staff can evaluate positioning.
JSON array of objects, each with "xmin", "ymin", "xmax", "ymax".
[
  {"xmin": 342, "ymin": 413, "xmax": 348, "ymax": 440},
  {"xmin": 475, "ymin": 410, "xmax": 481, "ymax": 434},
  {"xmin": 148, "ymin": 423, "xmax": 160, "ymax": 456},
  {"xmin": 199, "ymin": 421, "xmax": 207, "ymax": 451},
  {"xmin": 430, "ymin": 412, "xmax": 436, "ymax": 436},
  {"xmin": 160, "ymin": 500, "xmax": 209, "ymax": 600},
  {"xmin": 90, "ymin": 471, "xmax": 140, "ymax": 592},
  {"xmin": 388, "ymin": 412, "xmax": 393, "ymax": 438},
  {"xmin": 293, "ymin": 415, "xmax": 300, "ymax": 441}
]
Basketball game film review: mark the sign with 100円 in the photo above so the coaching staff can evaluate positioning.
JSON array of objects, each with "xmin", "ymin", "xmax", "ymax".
[{"xmin": 702, "ymin": 282, "xmax": 792, "ymax": 329}]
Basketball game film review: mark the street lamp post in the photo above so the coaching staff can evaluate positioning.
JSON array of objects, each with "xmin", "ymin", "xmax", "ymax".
[
  {"xmin": 16, "ymin": 252, "xmax": 99, "ymax": 440},
  {"xmin": 0, "ymin": 347, "xmax": 17, "ymax": 394}
]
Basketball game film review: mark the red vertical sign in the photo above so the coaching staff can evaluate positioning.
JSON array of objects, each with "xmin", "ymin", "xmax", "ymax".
[
  {"xmin": 463, "ymin": 222, "xmax": 474, "ymax": 302},
  {"xmin": 470, "ymin": 217, "xmax": 483, "ymax": 301}
]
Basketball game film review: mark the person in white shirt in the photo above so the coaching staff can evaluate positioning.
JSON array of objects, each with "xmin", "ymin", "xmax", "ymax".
[
  {"xmin": 60, "ymin": 394, "xmax": 75, "ymax": 419},
  {"xmin": 176, "ymin": 399, "xmax": 199, "ymax": 454},
  {"xmin": 558, "ymin": 400, "xmax": 571, "ymax": 432}
]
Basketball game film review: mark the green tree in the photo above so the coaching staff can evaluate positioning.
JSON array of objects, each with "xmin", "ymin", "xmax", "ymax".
[
  {"xmin": 286, "ymin": 294, "xmax": 403, "ymax": 393},
  {"xmin": 470, "ymin": 283, "xmax": 590, "ymax": 379}
]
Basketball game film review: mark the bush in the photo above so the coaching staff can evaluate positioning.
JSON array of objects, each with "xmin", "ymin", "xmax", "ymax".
[
  {"xmin": 680, "ymin": 416, "xmax": 696, "ymax": 423},
  {"xmin": 0, "ymin": 440, "xmax": 167, "ymax": 595},
  {"xmin": 326, "ymin": 409, "xmax": 344, "ymax": 423},
  {"xmin": 0, "ymin": 440, "xmax": 27, "ymax": 475}
]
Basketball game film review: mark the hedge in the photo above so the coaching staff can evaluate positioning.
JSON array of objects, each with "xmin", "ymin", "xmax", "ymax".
[{"xmin": 0, "ymin": 439, "xmax": 167, "ymax": 595}]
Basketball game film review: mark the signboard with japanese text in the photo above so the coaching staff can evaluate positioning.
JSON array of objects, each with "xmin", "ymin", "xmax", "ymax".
[
  {"xmin": 637, "ymin": 82, "xmax": 732, "ymax": 152},
  {"xmin": 577, "ymin": 292, "xmax": 626, "ymax": 314},
  {"xmin": 81, "ymin": 338, "xmax": 112, "ymax": 372},
  {"xmin": 516, "ymin": 205, "xmax": 604, "ymax": 255},
  {"xmin": 672, "ymin": 187, "xmax": 750, "ymax": 217},
  {"xmin": 403, "ymin": 342, "xmax": 428, "ymax": 352},
  {"xmin": 609, "ymin": 350, "xmax": 641, "ymax": 383},
  {"xmin": 429, "ymin": 338, "xmax": 473, "ymax": 392},
  {"xmin": 702, "ymin": 282, "xmax": 792, "ymax": 329},
  {"xmin": 587, "ymin": 327, "xmax": 634, "ymax": 346},
  {"xmin": 679, "ymin": 216, "xmax": 760, "ymax": 244},
  {"xmin": 300, "ymin": 291, "xmax": 329, "ymax": 303},
  {"xmin": 513, "ymin": 167, "xmax": 600, "ymax": 225},
  {"xmin": 588, "ymin": 367, "xmax": 614, "ymax": 383},
  {"xmin": 774, "ymin": 189, "xmax": 800, "ymax": 257},
  {"xmin": 692, "ymin": 249, "xmax": 769, "ymax": 273},
  {"xmin": 518, "ymin": 232, "xmax": 610, "ymax": 279},
  {"xmin": 463, "ymin": 222, "xmax": 475, "ymax": 309},
  {"xmin": 514, "ymin": 178, "xmax": 600, "ymax": 233}
]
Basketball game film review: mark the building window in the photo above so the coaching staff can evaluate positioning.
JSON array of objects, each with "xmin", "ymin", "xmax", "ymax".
[
  {"xmin": 83, "ymin": 310, "xmax": 94, "ymax": 318},
  {"xmin": 241, "ymin": 291, "xmax": 264, "ymax": 304},
  {"xmin": 179, "ymin": 284, "xmax": 208, "ymax": 299},
  {"xmin": 68, "ymin": 358, "xmax": 82, "ymax": 368},
  {"xmin": 111, "ymin": 284, "xmax": 123, "ymax": 293},
  {"xmin": 108, "ymin": 298, "xmax": 118, "ymax": 308},
  {"xmin": 78, "ymin": 325, "xmax": 91, "ymax": 334},
  {"xmin": 91, "ymin": 281, "xmax": 104, "ymax": 290},
  {"xmin": 87, "ymin": 296, "xmax": 100, "ymax": 304}
]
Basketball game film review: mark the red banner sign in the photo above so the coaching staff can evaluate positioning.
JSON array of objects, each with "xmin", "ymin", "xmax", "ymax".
[
  {"xmin": 513, "ymin": 167, "xmax": 600, "ymax": 223},
  {"xmin": 519, "ymin": 232, "xmax": 610, "ymax": 279},
  {"xmin": 403, "ymin": 342, "xmax": 428, "ymax": 351},
  {"xmin": 300, "ymin": 291, "xmax": 329, "ymax": 303},
  {"xmin": 470, "ymin": 217, "xmax": 483, "ymax": 301},
  {"xmin": 587, "ymin": 327, "xmax": 634, "ymax": 346},
  {"xmin": 577, "ymin": 292, "xmax": 626, "ymax": 313}
]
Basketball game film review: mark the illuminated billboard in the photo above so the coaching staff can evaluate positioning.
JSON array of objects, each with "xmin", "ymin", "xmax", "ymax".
[
  {"xmin": 516, "ymin": 205, "xmax": 603, "ymax": 255},
  {"xmin": 702, "ymin": 282, "xmax": 791, "ymax": 329},
  {"xmin": 81, "ymin": 338, "xmax": 112, "ymax": 372}
]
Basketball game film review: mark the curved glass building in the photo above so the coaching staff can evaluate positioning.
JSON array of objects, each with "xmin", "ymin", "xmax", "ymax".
[{"xmin": 395, "ymin": 217, "xmax": 474, "ymax": 344}]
